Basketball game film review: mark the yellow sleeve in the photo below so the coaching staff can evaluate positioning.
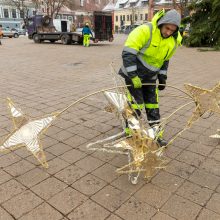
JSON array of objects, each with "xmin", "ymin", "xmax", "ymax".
[{"xmin": 124, "ymin": 24, "xmax": 151, "ymax": 52}]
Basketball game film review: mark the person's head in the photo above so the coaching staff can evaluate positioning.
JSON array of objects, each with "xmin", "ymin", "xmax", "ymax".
[
  {"xmin": 85, "ymin": 22, "xmax": 89, "ymax": 27},
  {"xmin": 157, "ymin": 9, "xmax": 181, "ymax": 38}
]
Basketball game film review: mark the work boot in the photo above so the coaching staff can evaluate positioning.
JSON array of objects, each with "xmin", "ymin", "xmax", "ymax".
[{"xmin": 157, "ymin": 138, "xmax": 168, "ymax": 147}]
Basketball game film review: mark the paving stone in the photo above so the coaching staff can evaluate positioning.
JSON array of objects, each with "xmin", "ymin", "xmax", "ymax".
[
  {"xmin": 55, "ymin": 165, "xmax": 87, "ymax": 184},
  {"xmin": 41, "ymin": 136, "xmax": 59, "ymax": 148},
  {"xmin": 75, "ymin": 155, "xmax": 104, "ymax": 172},
  {"xmin": 2, "ymin": 190, "xmax": 43, "ymax": 219},
  {"xmin": 3, "ymin": 160, "xmax": 35, "ymax": 177},
  {"xmin": 0, "ymin": 179, "xmax": 26, "ymax": 204},
  {"xmin": 108, "ymin": 154, "xmax": 129, "ymax": 168},
  {"xmin": 209, "ymin": 149, "xmax": 220, "ymax": 162},
  {"xmin": 31, "ymin": 177, "xmax": 67, "ymax": 200},
  {"xmin": 187, "ymin": 142, "xmax": 214, "ymax": 156},
  {"xmin": 46, "ymin": 157, "xmax": 70, "ymax": 175},
  {"xmin": 46, "ymin": 142, "xmax": 72, "ymax": 156},
  {"xmin": 91, "ymin": 185, "xmax": 129, "ymax": 212},
  {"xmin": 111, "ymin": 175, "xmax": 145, "ymax": 195},
  {"xmin": 151, "ymin": 212, "xmax": 176, "ymax": 220},
  {"xmin": 151, "ymin": 171, "xmax": 185, "ymax": 192},
  {"xmin": 16, "ymin": 167, "xmax": 50, "ymax": 188},
  {"xmin": 200, "ymin": 158, "xmax": 220, "ymax": 177},
  {"xmin": 105, "ymin": 214, "xmax": 123, "ymax": 220},
  {"xmin": 176, "ymin": 180, "xmax": 213, "ymax": 206},
  {"xmin": 115, "ymin": 197, "xmax": 157, "ymax": 220},
  {"xmin": 19, "ymin": 202, "xmax": 63, "ymax": 220},
  {"xmin": 92, "ymin": 163, "xmax": 118, "ymax": 183},
  {"xmin": 59, "ymin": 148, "xmax": 87, "ymax": 164},
  {"xmin": 92, "ymin": 151, "xmax": 116, "ymax": 162},
  {"xmin": 0, "ymin": 170, "xmax": 12, "ymax": 185},
  {"xmin": 134, "ymin": 183, "xmax": 171, "ymax": 209},
  {"xmin": 189, "ymin": 169, "xmax": 220, "ymax": 190},
  {"xmin": 0, "ymin": 206, "xmax": 14, "ymax": 220},
  {"xmin": 67, "ymin": 199, "xmax": 110, "ymax": 220},
  {"xmin": 62, "ymin": 135, "xmax": 88, "ymax": 148},
  {"xmin": 172, "ymin": 138, "xmax": 193, "ymax": 149},
  {"xmin": 72, "ymin": 173, "xmax": 106, "ymax": 196},
  {"xmin": 197, "ymin": 208, "xmax": 220, "ymax": 220},
  {"xmin": 0, "ymin": 153, "xmax": 21, "ymax": 168},
  {"xmin": 164, "ymin": 145, "xmax": 183, "ymax": 159},
  {"xmin": 166, "ymin": 159, "xmax": 196, "ymax": 179},
  {"xmin": 161, "ymin": 194, "xmax": 202, "ymax": 220},
  {"xmin": 14, "ymin": 147, "xmax": 32, "ymax": 158},
  {"xmin": 176, "ymin": 150, "xmax": 205, "ymax": 168},
  {"xmin": 25, "ymin": 151, "xmax": 56, "ymax": 165},
  {"xmin": 48, "ymin": 187, "xmax": 87, "ymax": 215},
  {"xmin": 206, "ymin": 193, "xmax": 220, "ymax": 214}
]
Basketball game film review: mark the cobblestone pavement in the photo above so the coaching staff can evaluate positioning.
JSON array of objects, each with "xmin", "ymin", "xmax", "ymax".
[{"xmin": 0, "ymin": 35, "xmax": 220, "ymax": 220}]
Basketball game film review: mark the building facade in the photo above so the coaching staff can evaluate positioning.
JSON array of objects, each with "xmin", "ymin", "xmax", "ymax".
[
  {"xmin": 0, "ymin": 0, "xmax": 35, "ymax": 28},
  {"xmin": 114, "ymin": 0, "xmax": 149, "ymax": 32}
]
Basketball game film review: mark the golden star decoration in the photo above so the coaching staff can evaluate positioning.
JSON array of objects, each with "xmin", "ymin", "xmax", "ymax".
[
  {"xmin": 115, "ymin": 129, "xmax": 167, "ymax": 179},
  {"xmin": 0, "ymin": 98, "xmax": 59, "ymax": 168},
  {"xmin": 185, "ymin": 82, "xmax": 220, "ymax": 127}
]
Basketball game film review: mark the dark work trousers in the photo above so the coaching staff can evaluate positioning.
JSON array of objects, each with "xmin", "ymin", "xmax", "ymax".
[{"xmin": 125, "ymin": 77, "xmax": 160, "ymax": 127}]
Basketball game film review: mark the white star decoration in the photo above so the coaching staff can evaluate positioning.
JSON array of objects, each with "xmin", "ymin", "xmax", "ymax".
[{"xmin": 0, "ymin": 98, "xmax": 59, "ymax": 168}]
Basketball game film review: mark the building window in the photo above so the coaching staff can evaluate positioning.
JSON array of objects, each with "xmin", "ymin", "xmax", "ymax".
[
  {"xmin": 123, "ymin": 15, "xmax": 125, "ymax": 21},
  {"xmin": 120, "ymin": 15, "xmax": 122, "ymax": 21},
  {"xmin": 130, "ymin": 14, "xmax": 132, "ymax": 21},
  {"xmin": 4, "ymin": 9, "xmax": 9, "ymax": 18},
  {"xmin": 135, "ymin": 14, "xmax": 137, "ymax": 21},
  {"xmin": 145, "ymin": 13, "xmax": 148, "ymax": 21},
  {"xmin": 68, "ymin": 16, "xmax": 73, "ymax": 21},
  {"xmin": 56, "ymin": 15, "xmax": 60, "ymax": 19},
  {"xmin": 20, "ymin": 10, "xmax": 24, "ymax": 18},
  {"xmin": 12, "ymin": 9, "xmax": 17, "ymax": 18},
  {"xmin": 140, "ymin": 14, "xmax": 143, "ymax": 20},
  {"xmin": 127, "ymin": 15, "xmax": 129, "ymax": 21},
  {"xmin": 62, "ymin": 15, "xmax": 67, "ymax": 20},
  {"xmin": 116, "ymin": 15, "xmax": 118, "ymax": 22}
]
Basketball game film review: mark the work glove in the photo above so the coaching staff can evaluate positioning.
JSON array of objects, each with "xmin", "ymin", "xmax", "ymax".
[
  {"xmin": 131, "ymin": 76, "xmax": 142, "ymax": 89},
  {"xmin": 158, "ymin": 75, "xmax": 166, "ymax": 91}
]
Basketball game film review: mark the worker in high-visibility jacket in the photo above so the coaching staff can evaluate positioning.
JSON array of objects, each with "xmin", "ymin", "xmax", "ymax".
[
  {"xmin": 82, "ymin": 23, "xmax": 93, "ymax": 47},
  {"xmin": 118, "ymin": 9, "xmax": 182, "ymax": 146}
]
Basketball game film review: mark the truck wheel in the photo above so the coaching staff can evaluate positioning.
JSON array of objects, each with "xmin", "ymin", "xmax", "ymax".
[
  {"xmin": 33, "ymin": 34, "xmax": 41, "ymax": 43},
  {"xmin": 61, "ymin": 34, "xmax": 71, "ymax": 45},
  {"xmin": 14, "ymin": 33, "xmax": 19, "ymax": 38},
  {"xmin": 50, "ymin": 40, "xmax": 56, "ymax": 43}
]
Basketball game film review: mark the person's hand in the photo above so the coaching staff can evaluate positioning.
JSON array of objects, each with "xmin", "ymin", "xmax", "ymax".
[
  {"xmin": 158, "ymin": 79, "xmax": 166, "ymax": 90},
  {"xmin": 131, "ymin": 76, "xmax": 142, "ymax": 89}
]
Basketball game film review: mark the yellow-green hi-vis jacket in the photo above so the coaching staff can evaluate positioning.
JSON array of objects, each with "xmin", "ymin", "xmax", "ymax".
[{"xmin": 121, "ymin": 9, "xmax": 182, "ymax": 81}]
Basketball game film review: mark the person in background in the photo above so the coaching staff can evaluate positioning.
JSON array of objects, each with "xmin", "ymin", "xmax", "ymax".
[{"xmin": 82, "ymin": 22, "xmax": 93, "ymax": 47}]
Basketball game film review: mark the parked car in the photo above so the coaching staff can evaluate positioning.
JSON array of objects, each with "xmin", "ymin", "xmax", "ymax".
[
  {"xmin": 123, "ymin": 24, "xmax": 140, "ymax": 34},
  {"xmin": 2, "ymin": 27, "xmax": 19, "ymax": 38},
  {"xmin": 11, "ymin": 28, "xmax": 26, "ymax": 36}
]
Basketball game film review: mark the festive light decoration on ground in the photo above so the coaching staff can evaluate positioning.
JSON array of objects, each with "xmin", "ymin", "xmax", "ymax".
[
  {"xmin": 0, "ymin": 76, "xmax": 219, "ymax": 183},
  {"xmin": 185, "ymin": 82, "xmax": 220, "ymax": 127},
  {"xmin": 0, "ymin": 98, "xmax": 59, "ymax": 168}
]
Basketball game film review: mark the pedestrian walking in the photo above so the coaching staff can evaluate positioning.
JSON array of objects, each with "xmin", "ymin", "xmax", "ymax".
[{"xmin": 82, "ymin": 23, "xmax": 93, "ymax": 47}]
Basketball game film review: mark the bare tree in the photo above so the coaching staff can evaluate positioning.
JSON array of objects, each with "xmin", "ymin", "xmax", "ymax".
[
  {"xmin": 6, "ymin": 0, "xmax": 30, "ymax": 20},
  {"xmin": 42, "ymin": 0, "xmax": 68, "ymax": 18}
]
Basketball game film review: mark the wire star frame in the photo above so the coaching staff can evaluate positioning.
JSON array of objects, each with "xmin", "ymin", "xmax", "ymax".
[
  {"xmin": 87, "ymin": 64, "xmax": 220, "ymax": 184},
  {"xmin": 0, "ymin": 65, "xmax": 219, "ymax": 180}
]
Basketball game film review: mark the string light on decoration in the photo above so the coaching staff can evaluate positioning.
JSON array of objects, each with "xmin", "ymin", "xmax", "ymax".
[{"xmin": 0, "ymin": 98, "xmax": 59, "ymax": 168}]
